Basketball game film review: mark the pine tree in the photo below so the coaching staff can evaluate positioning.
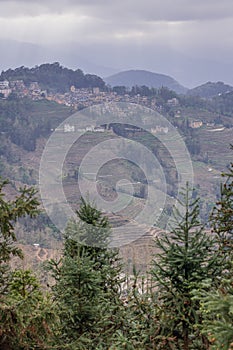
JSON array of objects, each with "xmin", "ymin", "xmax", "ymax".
[
  {"xmin": 49, "ymin": 198, "xmax": 125, "ymax": 349},
  {"xmin": 199, "ymin": 275, "xmax": 233, "ymax": 350},
  {"xmin": 0, "ymin": 179, "xmax": 39, "ymax": 293},
  {"xmin": 0, "ymin": 179, "xmax": 56, "ymax": 349},
  {"xmin": 0, "ymin": 269, "xmax": 56, "ymax": 350},
  {"xmin": 210, "ymin": 145, "xmax": 233, "ymax": 254},
  {"xmin": 151, "ymin": 184, "xmax": 220, "ymax": 350},
  {"xmin": 199, "ymin": 147, "xmax": 233, "ymax": 349}
]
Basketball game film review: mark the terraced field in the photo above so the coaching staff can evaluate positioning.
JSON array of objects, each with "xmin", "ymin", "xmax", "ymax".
[
  {"xmin": 199, "ymin": 127, "xmax": 233, "ymax": 169},
  {"xmin": 12, "ymin": 220, "xmax": 164, "ymax": 275}
]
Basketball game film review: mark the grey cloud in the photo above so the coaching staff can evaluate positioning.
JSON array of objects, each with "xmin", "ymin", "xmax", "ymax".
[
  {"xmin": 0, "ymin": 0, "xmax": 233, "ymax": 22},
  {"xmin": 1, "ymin": 38, "xmax": 233, "ymax": 88},
  {"xmin": 0, "ymin": 0, "xmax": 233, "ymax": 87}
]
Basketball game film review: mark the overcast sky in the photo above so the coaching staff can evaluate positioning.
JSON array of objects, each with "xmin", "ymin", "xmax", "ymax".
[{"xmin": 0, "ymin": 0, "xmax": 233, "ymax": 87}]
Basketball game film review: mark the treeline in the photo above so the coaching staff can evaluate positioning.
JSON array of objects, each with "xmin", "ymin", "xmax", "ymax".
[
  {"xmin": 0, "ymin": 98, "xmax": 72, "ymax": 188},
  {"xmin": 0, "ymin": 62, "xmax": 106, "ymax": 93},
  {"xmin": 210, "ymin": 91, "xmax": 233, "ymax": 118},
  {"xmin": 112, "ymin": 84, "xmax": 233, "ymax": 119},
  {"xmin": 0, "ymin": 98, "xmax": 70, "ymax": 155},
  {"xmin": 0, "ymin": 148, "xmax": 233, "ymax": 349},
  {"xmin": 187, "ymin": 81, "xmax": 233, "ymax": 99}
]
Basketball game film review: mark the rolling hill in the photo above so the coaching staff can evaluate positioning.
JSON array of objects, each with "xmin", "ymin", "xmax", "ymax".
[
  {"xmin": 104, "ymin": 69, "xmax": 188, "ymax": 94},
  {"xmin": 187, "ymin": 81, "xmax": 233, "ymax": 98},
  {"xmin": 0, "ymin": 64, "xmax": 232, "ymax": 272},
  {"xmin": 0, "ymin": 62, "xmax": 106, "ymax": 93}
]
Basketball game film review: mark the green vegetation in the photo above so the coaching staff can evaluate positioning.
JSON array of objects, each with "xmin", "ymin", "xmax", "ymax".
[
  {"xmin": 0, "ymin": 97, "xmax": 71, "ymax": 189},
  {"xmin": 0, "ymin": 179, "xmax": 39, "ymax": 285},
  {"xmin": 0, "ymin": 62, "xmax": 106, "ymax": 93},
  {"xmin": 0, "ymin": 146, "xmax": 232, "ymax": 349},
  {"xmin": 151, "ymin": 184, "xmax": 220, "ymax": 349},
  {"xmin": 0, "ymin": 77, "xmax": 231, "ymax": 250},
  {"xmin": 0, "ymin": 97, "xmax": 71, "ymax": 153},
  {"xmin": 48, "ymin": 198, "xmax": 125, "ymax": 349},
  {"xmin": 187, "ymin": 81, "xmax": 233, "ymax": 99},
  {"xmin": 1, "ymin": 64, "xmax": 233, "ymax": 348},
  {"xmin": 0, "ymin": 180, "xmax": 56, "ymax": 349}
]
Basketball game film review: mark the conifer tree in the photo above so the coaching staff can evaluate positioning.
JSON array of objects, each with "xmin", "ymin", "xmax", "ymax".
[
  {"xmin": 151, "ymin": 184, "xmax": 220, "ymax": 350},
  {"xmin": 199, "ymin": 147, "xmax": 233, "ymax": 349},
  {"xmin": 49, "ymin": 197, "xmax": 124, "ymax": 349},
  {"xmin": 0, "ymin": 269, "xmax": 56, "ymax": 350},
  {"xmin": 210, "ymin": 145, "xmax": 233, "ymax": 254},
  {"xmin": 199, "ymin": 275, "xmax": 233, "ymax": 350},
  {"xmin": 0, "ymin": 179, "xmax": 39, "ymax": 293},
  {"xmin": 0, "ymin": 179, "xmax": 56, "ymax": 349}
]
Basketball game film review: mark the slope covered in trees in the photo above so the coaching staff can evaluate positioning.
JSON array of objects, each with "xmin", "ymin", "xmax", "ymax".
[
  {"xmin": 187, "ymin": 81, "xmax": 233, "ymax": 98},
  {"xmin": 0, "ymin": 147, "xmax": 233, "ymax": 349},
  {"xmin": 0, "ymin": 67, "xmax": 232, "ymax": 256},
  {"xmin": 0, "ymin": 62, "xmax": 106, "ymax": 92}
]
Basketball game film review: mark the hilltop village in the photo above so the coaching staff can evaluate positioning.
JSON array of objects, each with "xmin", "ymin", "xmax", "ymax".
[
  {"xmin": 0, "ymin": 79, "xmax": 177, "ymax": 108},
  {"xmin": 0, "ymin": 79, "xmax": 206, "ymax": 130}
]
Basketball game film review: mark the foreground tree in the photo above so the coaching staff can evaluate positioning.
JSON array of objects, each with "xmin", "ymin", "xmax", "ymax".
[
  {"xmin": 49, "ymin": 198, "xmax": 126, "ymax": 349},
  {"xmin": 210, "ymin": 146, "xmax": 233, "ymax": 254},
  {"xmin": 199, "ymin": 275, "xmax": 233, "ymax": 350},
  {"xmin": 0, "ymin": 179, "xmax": 39, "ymax": 293},
  {"xmin": 200, "ymin": 147, "xmax": 233, "ymax": 349},
  {"xmin": 0, "ymin": 269, "xmax": 56, "ymax": 350},
  {"xmin": 151, "ymin": 184, "xmax": 221, "ymax": 350},
  {"xmin": 0, "ymin": 179, "xmax": 56, "ymax": 349}
]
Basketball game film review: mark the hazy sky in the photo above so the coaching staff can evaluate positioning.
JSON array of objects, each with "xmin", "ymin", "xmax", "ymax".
[{"xmin": 0, "ymin": 0, "xmax": 233, "ymax": 87}]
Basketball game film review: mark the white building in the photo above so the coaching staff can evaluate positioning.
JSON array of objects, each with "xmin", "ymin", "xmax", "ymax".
[
  {"xmin": 167, "ymin": 98, "xmax": 179, "ymax": 107},
  {"xmin": 64, "ymin": 124, "xmax": 75, "ymax": 132},
  {"xmin": 0, "ymin": 88, "xmax": 12, "ymax": 98},
  {"xmin": 0, "ymin": 80, "xmax": 10, "ymax": 89}
]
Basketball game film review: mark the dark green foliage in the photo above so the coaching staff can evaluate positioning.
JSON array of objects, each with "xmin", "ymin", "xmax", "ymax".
[
  {"xmin": 185, "ymin": 134, "xmax": 201, "ymax": 156},
  {"xmin": 48, "ymin": 198, "xmax": 126, "ymax": 349},
  {"xmin": 187, "ymin": 81, "xmax": 233, "ymax": 99},
  {"xmin": 0, "ymin": 146, "xmax": 232, "ymax": 349},
  {"xmin": 1, "ymin": 62, "xmax": 106, "ymax": 93},
  {"xmin": 0, "ymin": 269, "xmax": 56, "ymax": 350},
  {"xmin": 0, "ymin": 98, "xmax": 70, "ymax": 165},
  {"xmin": 151, "ymin": 184, "xmax": 219, "ymax": 349},
  {"xmin": 113, "ymin": 85, "xmax": 128, "ymax": 95},
  {"xmin": 210, "ymin": 146, "xmax": 233, "ymax": 249},
  {"xmin": 211, "ymin": 91, "xmax": 233, "ymax": 116},
  {"xmin": 0, "ymin": 179, "xmax": 39, "ymax": 293},
  {"xmin": 199, "ymin": 146, "xmax": 233, "ymax": 348},
  {"xmin": 198, "ymin": 276, "xmax": 233, "ymax": 350},
  {"xmin": 73, "ymin": 196, "xmax": 110, "ymax": 248},
  {"xmin": 0, "ymin": 180, "xmax": 56, "ymax": 350}
]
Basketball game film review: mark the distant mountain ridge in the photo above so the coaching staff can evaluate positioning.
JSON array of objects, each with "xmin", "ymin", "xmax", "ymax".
[
  {"xmin": 187, "ymin": 81, "xmax": 233, "ymax": 98},
  {"xmin": 104, "ymin": 69, "xmax": 188, "ymax": 94}
]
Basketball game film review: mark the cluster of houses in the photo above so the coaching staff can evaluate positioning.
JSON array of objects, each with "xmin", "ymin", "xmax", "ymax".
[
  {"xmin": 47, "ymin": 85, "xmax": 160, "ymax": 111},
  {"xmin": 0, "ymin": 80, "xmax": 12, "ymax": 98},
  {"xmin": 0, "ymin": 79, "xmax": 47, "ymax": 99},
  {"xmin": 0, "ymin": 79, "xmax": 205, "ymax": 129},
  {"xmin": 63, "ymin": 124, "xmax": 107, "ymax": 133}
]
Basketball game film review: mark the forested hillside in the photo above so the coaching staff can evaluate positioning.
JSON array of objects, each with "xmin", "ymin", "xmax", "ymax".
[
  {"xmin": 0, "ymin": 74, "xmax": 232, "ymax": 248},
  {"xmin": 0, "ymin": 63, "xmax": 233, "ymax": 348},
  {"xmin": 0, "ymin": 62, "xmax": 106, "ymax": 92},
  {"xmin": 187, "ymin": 81, "xmax": 233, "ymax": 98},
  {"xmin": 0, "ymin": 158, "xmax": 232, "ymax": 349}
]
